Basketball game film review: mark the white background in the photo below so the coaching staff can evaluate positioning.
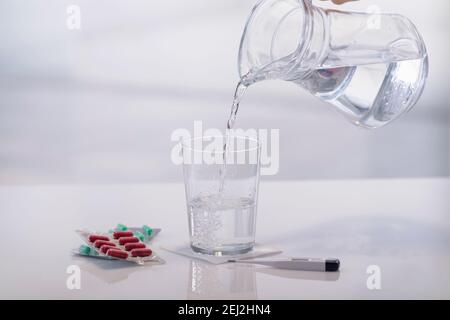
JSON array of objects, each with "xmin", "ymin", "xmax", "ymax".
[{"xmin": 0, "ymin": 0, "xmax": 449, "ymax": 184}]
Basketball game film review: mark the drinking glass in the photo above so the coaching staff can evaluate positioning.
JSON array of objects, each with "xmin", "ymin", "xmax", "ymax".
[{"xmin": 182, "ymin": 135, "xmax": 261, "ymax": 255}]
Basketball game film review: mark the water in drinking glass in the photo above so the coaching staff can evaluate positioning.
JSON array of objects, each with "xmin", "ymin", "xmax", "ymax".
[{"xmin": 188, "ymin": 194, "xmax": 257, "ymax": 255}]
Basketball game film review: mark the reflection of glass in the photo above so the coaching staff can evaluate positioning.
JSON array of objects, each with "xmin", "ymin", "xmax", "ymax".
[
  {"xmin": 182, "ymin": 135, "xmax": 261, "ymax": 256},
  {"xmin": 187, "ymin": 260, "xmax": 257, "ymax": 299}
]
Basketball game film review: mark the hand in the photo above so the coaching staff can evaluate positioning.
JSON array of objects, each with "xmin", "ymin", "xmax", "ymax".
[{"xmin": 322, "ymin": 0, "xmax": 358, "ymax": 4}]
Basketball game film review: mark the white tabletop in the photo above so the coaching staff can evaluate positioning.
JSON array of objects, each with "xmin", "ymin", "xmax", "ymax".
[{"xmin": 1, "ymin": 178, "xmax": 449, "ymax": 299}]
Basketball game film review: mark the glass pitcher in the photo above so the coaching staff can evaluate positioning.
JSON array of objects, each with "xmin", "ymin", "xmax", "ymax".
[{"xmin": 238, "ymin": 0, "xmax": 428, "ymax": 128}]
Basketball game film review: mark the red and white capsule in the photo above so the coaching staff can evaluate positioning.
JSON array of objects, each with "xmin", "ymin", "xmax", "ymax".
[
  {"xmin": 100, "ymin": 245, "xmax": 116, "ymax": 254},
  {"xmin": 113, "ymin": 231, "xmax": 134, "ymax": 239},
  {"xmin": 118, "ymin": 236, "xmax": 139, "ymax": 245},
  {"xmin": 107, "ymin": 249, "xmax": 128, "ymax": 259},
  {"xmin": 131, "ymin": 248, "xmax": 152, "ymax": 257},
  {"xmin": 89, "ymin": 235, "xmax": 109, "ymax": 243},
  {"xmin": 124, "ymin": 242, "xmax": 146, "ymax": 251},
  {"xmin": 94, "ymin": 240, "xmax": 116, "ymax": 248}
]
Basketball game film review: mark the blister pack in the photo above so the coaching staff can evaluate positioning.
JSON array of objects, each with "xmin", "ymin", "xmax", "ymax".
[{"xmin": 75, "ymin": 224, "xmax": 163, "ymax": 265}]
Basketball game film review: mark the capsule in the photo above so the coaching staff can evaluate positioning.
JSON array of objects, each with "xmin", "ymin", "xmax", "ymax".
[
  {"xmin": 118, "ymin": 236, "xmax": 139, "ymax": 245},
  {"xmin": 142, "ymin": 225, "xmax": 153, "ymax": 236},
  {"xmin": 131, "ymin": 248, "xmax": 152, "ymax": 257},
  {"xmin": 113, "ymin": 231, "xmax": 134, "ymax": 239},
  {"xmin": 108, "ymin": 249, "xmax": 128, "ymax": 259},
  {"xmin": 124, "ymin": 242, "xmax": 146, "ymax": 251},
  {"xmin": 94, "ymin": 240, "xmax": 116, "ymax": 248},
  {"xmin": 134, "ymin": 231, "xmax": 145, "ymax": 242},
  {"xmin": 100, "ymin": 245, "xmax": 116, "ymax": 254},
  {"xmin": 89, "ymin": 235, "xmax": 109, "ymax": 243}
]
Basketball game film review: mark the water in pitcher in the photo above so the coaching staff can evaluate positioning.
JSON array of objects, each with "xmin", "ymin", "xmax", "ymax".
[
  {"xmin": 235, "ymin": 53, "xmax": 428, "ymax": 129},
  {"xmin": 295, "ymin": 56, "xmax": 429, "ymax": 128}
]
